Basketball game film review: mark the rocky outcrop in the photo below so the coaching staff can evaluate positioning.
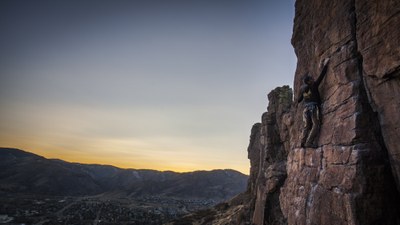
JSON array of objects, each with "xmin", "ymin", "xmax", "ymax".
[
  {"xmin": 251, "ymin": 86, "xmax": 292, "ymax": 225},
  {"xmin": 257, "ymin": 0, "xmax": 400, "ymax": 224},
  {"xmin": 247, "ymin": 0, "xmax": 400, "ymax": 225},
  {"xmin": 247, "ymin": 123, "xmax": 262, "ymax": 196},
  {"xmin": 279, "ymin": 0, "xmax": 400, "ymax": 224},
  {"xmin": 169, "ymin": 87, "xmax": 293, "ymax": 225},
  {"xmin": 182, "ymin": 0, "xmax": 400, "ymax": 224}
]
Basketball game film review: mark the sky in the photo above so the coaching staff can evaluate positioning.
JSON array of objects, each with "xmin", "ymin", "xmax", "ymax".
[{"xmin": 0, "ymin": 0, "xmax": 296, "ymax": 174}]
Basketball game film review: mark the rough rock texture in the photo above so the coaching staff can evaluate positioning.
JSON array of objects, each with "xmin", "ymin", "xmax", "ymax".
[
  {"xmin": 251, "ymin": 86, "xmax": 292, "ymax": 225},
  {"xmin": 256, "ymin": 0, "xmax": 400, "ymax": 223},
  {"xmin": 252, "ymin": 0, "xmax": 400, "ymax": 225},
  {"xmin": 184, "ymin": 0, "xmax": 400, "ymax": 224},
  {"xmin": 279, "ymin": 0, "xmax": 400, "ymax": 224},
  {"xmin": 247, "ymin": 123, "xmax": 262, "ymax": 197},
  {"xmin": 356, "ymin": 0, "xmax": 400, "ymax": 192}
]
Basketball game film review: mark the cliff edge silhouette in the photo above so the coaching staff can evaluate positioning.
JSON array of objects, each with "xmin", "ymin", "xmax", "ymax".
[{"xmin": 171, "ymin": 0, "xmax": 400, "ymax": 224}]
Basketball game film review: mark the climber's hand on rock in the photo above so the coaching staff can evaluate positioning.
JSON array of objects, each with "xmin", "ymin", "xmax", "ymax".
[{"xmin": 321, "ymin": 57, "xmax": 330, "ymax": 67}]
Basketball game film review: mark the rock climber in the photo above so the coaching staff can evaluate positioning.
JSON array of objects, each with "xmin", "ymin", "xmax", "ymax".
[{"xmin": 297, "ymin": 58, "xmax": 330, "ymax": 148}]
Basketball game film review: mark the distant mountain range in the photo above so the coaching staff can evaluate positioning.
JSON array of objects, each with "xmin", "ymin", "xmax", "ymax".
[{"xmin": 0, "ymin": 148, "xmax": 248, "ymax": 201}]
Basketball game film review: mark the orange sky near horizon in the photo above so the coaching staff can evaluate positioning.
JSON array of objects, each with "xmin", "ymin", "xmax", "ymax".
[
  {"xmin": 1, "ymin": 140, "xmax": 251, "ymax": 174},
  {"xmin": 0, "ymin": 101, "xmax": 253, "ymax": 174}
]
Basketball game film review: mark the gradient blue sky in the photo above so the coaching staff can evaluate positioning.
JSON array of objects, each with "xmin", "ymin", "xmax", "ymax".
[{"xmin": 0, "ymin": 0, "xmax": 296, "ymax": 174}]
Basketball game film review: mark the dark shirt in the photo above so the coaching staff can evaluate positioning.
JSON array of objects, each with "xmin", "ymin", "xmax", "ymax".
[{"xmin": 297, "ymin": 64, "xmax": 328, "ymax": 105}]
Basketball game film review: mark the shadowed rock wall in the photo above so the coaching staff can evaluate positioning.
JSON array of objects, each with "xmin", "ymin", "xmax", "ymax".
[
  {"xmin": 251, "ymin": 86, "xmax": 292, "ymax": 225},
  {"xmin": 356, "ymin": 0, "xmax": 400, "ymax": 192},
  {"xmin": 251, "ymin": 0, "xmax": 400, "ymax": 224},
  {"xmin": 184, "ymin": 1, "xmax": 400, "ymax": 224}
]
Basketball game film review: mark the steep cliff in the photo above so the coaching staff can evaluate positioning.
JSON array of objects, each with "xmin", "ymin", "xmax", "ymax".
[
  {"xmin": 257, "ymin": 0, "xmax": 400, "ymax": 224},
  {"xmin": 171, "ymin": 0, "xmax": 400, "ymax": 224},
  {"xmin": 251, "ymin": 86, "xmax": 292, "ymax": 225}
]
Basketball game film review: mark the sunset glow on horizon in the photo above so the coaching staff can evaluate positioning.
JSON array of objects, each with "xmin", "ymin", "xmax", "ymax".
[{"xmin": 0, "ymin": 0, "xmax": 296, "ymax": 175}]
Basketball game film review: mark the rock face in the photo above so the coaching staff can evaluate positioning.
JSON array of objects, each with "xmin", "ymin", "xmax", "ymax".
[
  {"xmin": 250, "ymin": 0, "xmax": 400, "ymax": 224},
  {"xmin": 183, "ymin": 0, "xmax": 400, "ymax": 224},
  {"xmin": 251, "ymin": 86, "xmax": 292, "ymax": 225},
  {"xmin": 356, "ymin": 0, "xmax": 400, "ymax": 192}
]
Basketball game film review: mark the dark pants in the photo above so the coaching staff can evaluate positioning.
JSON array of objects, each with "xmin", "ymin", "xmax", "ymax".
[{"xmin": 301, "ymin": 103, "xmax": 320, "ymax": 147}]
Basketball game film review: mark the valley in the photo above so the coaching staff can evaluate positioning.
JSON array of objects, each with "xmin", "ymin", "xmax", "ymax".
[{"xmin": 0, "ymin": 193, "xmax": 216, "ymax": 225}]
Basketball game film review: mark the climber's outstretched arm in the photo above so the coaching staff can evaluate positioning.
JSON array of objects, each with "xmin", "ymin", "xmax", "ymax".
[{"xmin": 315, "ymin": 58, "xmax": 330, "ymax": 86}]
